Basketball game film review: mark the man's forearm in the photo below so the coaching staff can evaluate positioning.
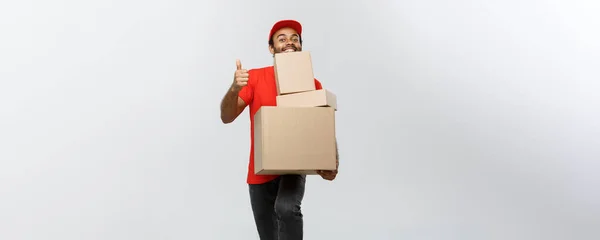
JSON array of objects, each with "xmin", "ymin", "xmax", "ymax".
[{"xmin": 220, "ymin": 86, "xmax": 240, "ymax": 123}]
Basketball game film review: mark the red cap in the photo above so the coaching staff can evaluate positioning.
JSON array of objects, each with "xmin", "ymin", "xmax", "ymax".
[{"xmin": 268, "ymin": 19, "xmax": 302, "ymax": 42}]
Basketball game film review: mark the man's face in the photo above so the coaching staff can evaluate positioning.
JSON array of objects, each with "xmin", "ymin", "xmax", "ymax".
[{"xmin": 269, "ymin": 27, "xmax": 302, "ymax": 55}]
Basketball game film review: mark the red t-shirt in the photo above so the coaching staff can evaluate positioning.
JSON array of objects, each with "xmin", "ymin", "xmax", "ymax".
[{"xmin": 238, "ymin": 66, "xmax": 323, "ymax": 184}]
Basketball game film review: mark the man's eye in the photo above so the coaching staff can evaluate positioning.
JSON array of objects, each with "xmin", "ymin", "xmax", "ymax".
[{"xmin": 279, "ymin": 39, "xmax": 285, "ymax": 42}]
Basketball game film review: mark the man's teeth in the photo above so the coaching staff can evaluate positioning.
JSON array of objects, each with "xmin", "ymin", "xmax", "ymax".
[{"xmin": 284, "ymin": 49, "xmax": 295, "ymax": 52}]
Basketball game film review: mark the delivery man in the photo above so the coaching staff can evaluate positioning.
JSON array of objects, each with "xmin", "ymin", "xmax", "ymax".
[{"xmin": 219, "ymin": 19, "xmax": 339, "ymax": 240}]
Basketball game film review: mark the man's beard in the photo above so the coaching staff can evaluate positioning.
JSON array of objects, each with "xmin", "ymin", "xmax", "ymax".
[{"xmin": 275, "ymin": 45, "xmax": 300, "ymax": 53}]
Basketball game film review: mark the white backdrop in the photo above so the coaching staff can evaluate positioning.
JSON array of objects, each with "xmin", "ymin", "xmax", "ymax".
[{"xmin": 1, "ymin": 0, "xmax": 599, "ymax": 239}]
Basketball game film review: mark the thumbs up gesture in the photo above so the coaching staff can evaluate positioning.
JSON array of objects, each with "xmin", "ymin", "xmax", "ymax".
[{"xmin": 231, "ymin": 59, "xmax": 249, "ymax": 93}]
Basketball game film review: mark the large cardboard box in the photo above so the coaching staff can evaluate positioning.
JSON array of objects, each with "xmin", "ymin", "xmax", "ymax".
[
  {"xmin": 276, "ymin": 89, "xmax": 338, "ymax": 111},
  {"xmin": 273, "ymin": 51, "xmax": 316, "ymax": 95},
  {"xmin": 254, "ymin": 106, "xmax": 337, "ymax": 175}
]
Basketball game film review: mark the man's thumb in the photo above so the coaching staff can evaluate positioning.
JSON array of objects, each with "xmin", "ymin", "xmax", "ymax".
[{"xmin": 236, "ymin": 59, "xmax": 242, "ymax": 70}]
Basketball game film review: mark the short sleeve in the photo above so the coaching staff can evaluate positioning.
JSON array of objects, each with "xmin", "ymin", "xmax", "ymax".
[
  {"xmin": 314, "ymin": 79, "xmax": 323, "ymax": 90},
  {"xmin": 238, "ymin": 70, "xmax": 255, "ymax": 105}
]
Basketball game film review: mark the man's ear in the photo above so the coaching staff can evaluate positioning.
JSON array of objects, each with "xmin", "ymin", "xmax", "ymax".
[{"xmin": 268, "ymin": 44, "xmax": 275, "ymax": 55}]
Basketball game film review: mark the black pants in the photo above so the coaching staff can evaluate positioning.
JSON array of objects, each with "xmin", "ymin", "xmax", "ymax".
[{"xmin": 249, "ymin": 175, "xmax": 306, "ymax": 240}]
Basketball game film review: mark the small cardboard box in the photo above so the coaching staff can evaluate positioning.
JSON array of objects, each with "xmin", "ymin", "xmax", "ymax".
[
  {"xmin": 273, "ymin": 51, "xmax": 316, "ymax": 95},
  {"xmin": 276, "ymin": 89, "xmax": 338, "ymax": 111},
  {"xmin": 254, "ymin": 106, "xmax": 337, "ymax": 175}
]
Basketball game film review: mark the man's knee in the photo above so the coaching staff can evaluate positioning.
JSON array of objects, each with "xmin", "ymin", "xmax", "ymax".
[{"xmin": 274, "ymin": 200, "xmax": 302, "ymax": 219}]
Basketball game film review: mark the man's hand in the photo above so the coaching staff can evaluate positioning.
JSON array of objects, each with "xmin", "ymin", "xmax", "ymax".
[
  {"xmin": 231, "ymin": 59, "xmax": 249, "ymax": 93},
  {"xmin": 317, "ymin": 158, "xmax": 339, "ymax": 181}
]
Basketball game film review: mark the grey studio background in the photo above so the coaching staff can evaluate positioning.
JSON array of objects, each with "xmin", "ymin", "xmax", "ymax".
[{"xmin": 1, "ymin": 0, "xmax": 599, "ymax": 239}]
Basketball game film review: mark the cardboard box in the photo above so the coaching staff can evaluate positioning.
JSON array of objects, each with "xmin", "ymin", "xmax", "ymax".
[
  {"xmin": 254, "ymin": 106, "xmax": 337, "ymax": 175},
  {"xmin": 276, "ymin": 89, "xmax": 338, "ymax": 111},
  {"xmin": 273, "ymin": 51, "xmax": 316, "ymax": 95}
]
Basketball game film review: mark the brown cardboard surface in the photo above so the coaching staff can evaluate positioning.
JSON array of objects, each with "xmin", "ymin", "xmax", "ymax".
[
  {"xmin": 254, "ymin": 106, "xmax": 337, "ymax": 175},
  {"xmin": 273, "ymin": 51, "xmax": 316, "ymax": 95},
  {"xmin": 276, "ymin": 89, "xmax": 338, "ymax": 111}
]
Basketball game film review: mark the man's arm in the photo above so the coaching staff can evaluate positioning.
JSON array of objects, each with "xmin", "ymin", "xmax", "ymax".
[
  {"xmin": 221, "ymin": 59, "xmax": 249, "ymax": 124},
  {"xmin": 220, "ymin": 87, "xmax": 246, "ymax": 124},
  {"xmin": 317, "ymin": 137, "xmax": 339, "ymax": 181}
]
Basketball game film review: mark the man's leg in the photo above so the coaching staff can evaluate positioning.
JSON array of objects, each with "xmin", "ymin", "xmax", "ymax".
[
  {"xmin": 275, "ymin": 174, "xmax": 306, "ymax": 240},
  {"xmin": 249, "ymin": 178, "xmax": 280, "ymax": 240}
]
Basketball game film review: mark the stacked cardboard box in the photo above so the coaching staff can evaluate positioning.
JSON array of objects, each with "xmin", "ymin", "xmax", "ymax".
[{"xmin": 254, "ymin": 51, "xmax": 338, "ymax": 175}]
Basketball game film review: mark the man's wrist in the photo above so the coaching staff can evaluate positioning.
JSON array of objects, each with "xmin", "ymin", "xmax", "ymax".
[{"xmin": 229, "ymin": 85, "xmax": 240, "ymax": 94}]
